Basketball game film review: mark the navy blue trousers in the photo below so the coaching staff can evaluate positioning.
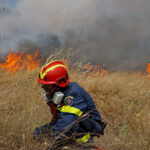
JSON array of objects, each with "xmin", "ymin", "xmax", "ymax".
[{"xmin": 70, "ymin": 118, "xmax": 102, "ymax": 134}]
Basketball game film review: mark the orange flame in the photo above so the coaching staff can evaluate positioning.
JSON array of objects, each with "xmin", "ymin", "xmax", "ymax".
[
  {"xmin": 99, "ymin": 68, "xmax": 108, "ymax": 77},
  {"xmin": 0, "ymin": 50, "xmax": 41, "ymax": 73},
  {"xmin": 147, "ymin": 63, "xmax": 150, "ymax": 78},
  {"xmin": 84, "ymin": 64, "xmax": 92, "ymax": 70},
  {"xmin": 84, "ymin": 64, "xmax": 108, "ymax": 78}
]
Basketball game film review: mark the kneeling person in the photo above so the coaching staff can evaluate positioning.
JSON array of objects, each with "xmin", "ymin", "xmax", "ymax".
[{"xmin": 33, "ymin": 60, "xmax": 106, "ymax": 143}]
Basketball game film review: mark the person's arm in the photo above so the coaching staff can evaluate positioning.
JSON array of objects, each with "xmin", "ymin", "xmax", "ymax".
[
  {"xmin": 52, "ymin": 96, "xmax": 87, "ymax": 135},
  {"xmin": 33, "ymin": 102, "xmax": 58, "ymax": 140}
]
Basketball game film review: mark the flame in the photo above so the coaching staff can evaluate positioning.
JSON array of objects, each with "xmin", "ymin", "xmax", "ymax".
[
  {"xmin": 0, "ymin": 50, "xmax": 41, "ymax": 73},
  {"xmin": 99, "ymin": 68, "xmax": 108, "ymax": 77},
  {"xmin": 84, "ymin": 63, "xmax": 108, "ymax": 78},
  {"xmin": 147, "ymin": 63, "xmax": 150, "ymax": 78},
  {"xmin": 84, "ymin": 64, "xmax": 92, "ymax": 70}
]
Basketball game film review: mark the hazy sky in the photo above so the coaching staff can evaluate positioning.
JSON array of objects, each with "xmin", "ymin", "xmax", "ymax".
[{"xmin": 0, "ymin": 0, "xmax": 19, "ymax": 8}]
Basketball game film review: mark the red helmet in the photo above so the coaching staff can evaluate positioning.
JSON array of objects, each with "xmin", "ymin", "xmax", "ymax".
[{"xmin": 38, "ymin": 60, "xmax": 69, "ymax": 87}]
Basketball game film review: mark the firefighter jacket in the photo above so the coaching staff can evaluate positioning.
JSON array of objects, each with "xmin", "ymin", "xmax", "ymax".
[{"xmin": 52, "ymin": 82, "xmax": 102, "ymax": 133}]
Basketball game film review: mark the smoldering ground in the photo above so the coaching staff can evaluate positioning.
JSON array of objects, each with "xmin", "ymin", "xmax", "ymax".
[{"xmin": 0, "ymin": 0, "xmax": 150, "ymax": 69}]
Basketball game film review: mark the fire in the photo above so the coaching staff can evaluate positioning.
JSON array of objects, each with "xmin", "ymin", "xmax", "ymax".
[
  {"xmin": 147, "ymin": 63, "xmax": 150, "ymax": 78},
  {"xmin": 84, "ymin": 64, "xmax": 92, "ymax": 70},
  {"xmin": 0, "ymin": 50, "xmax": 41, "ymax": 73},
  {"xmin": 84, "ymin": 64, "xmax": 108, "ymax": 78}
]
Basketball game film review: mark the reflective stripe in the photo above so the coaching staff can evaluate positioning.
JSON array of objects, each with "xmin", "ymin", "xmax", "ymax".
[
  {"xmin": 57, "ymin": 106, "xmax": 83, "ymax": 116},
  {"xmin": 76, "ymin": 133, "xmax": 91, "ymax": 143},
  {"xmin": 40, "ymin": 64, "xmax": 66, "ymax": 79}
]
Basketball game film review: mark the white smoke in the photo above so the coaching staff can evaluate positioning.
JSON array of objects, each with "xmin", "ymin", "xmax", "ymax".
[
  {"xmin": 0, "ymin": 0, "xmax": 150, "ymax": 69},
  {"xmin": 17, "ymin": 0, "xmax": 100, "ymax": 34},
  {"xmin": 16, "ymin": 0, "xmax": 150, "ymax": 32}
]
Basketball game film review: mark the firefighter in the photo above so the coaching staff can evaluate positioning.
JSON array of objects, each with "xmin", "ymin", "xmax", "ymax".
[{"xmin": 33, "ymin": 60, "xmax": 106, "ymax": 143}]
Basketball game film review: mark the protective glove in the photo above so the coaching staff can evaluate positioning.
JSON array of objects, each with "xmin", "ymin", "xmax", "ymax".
[{"xmin": 33, "ymin": 121, "xmax": 56, "ymax": 140}]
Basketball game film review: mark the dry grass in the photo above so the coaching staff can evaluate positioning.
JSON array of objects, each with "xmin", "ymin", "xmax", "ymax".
[{"xmin": 0, "ymin": 61, "xmax": 150, "ymax": 150}]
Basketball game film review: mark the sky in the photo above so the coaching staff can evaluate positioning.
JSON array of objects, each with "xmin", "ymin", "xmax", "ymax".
[
  {"xmin": 0, "ymin": 0, "xmax": 150, "ymax": 70},
  {"xmin": 0, "ymin": 0, "xmax": 19, "ymax": 8}
]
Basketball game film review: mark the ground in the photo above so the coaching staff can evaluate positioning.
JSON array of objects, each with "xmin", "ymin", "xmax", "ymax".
[{"xmin": 0, "ymin": 66, "xmax": 150, "ymax": 150}]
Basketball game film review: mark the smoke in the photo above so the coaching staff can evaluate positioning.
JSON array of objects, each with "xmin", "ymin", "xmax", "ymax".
[{"xmin": 0, "ymin": 0, "xmax": 150, "ymax": 69}]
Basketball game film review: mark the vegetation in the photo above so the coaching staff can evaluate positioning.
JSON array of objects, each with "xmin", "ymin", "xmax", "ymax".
[{"xmin": 0, "ymin": 53, "xmax": 150, "ymax": 150}]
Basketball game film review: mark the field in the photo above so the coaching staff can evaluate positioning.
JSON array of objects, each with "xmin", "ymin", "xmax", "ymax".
[{"xmin": 0, "ymin": 56, "xmax": 150, "ymax": 150}]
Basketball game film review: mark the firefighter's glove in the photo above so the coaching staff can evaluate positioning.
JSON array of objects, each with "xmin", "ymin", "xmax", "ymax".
[
  {"xmin": 33, "ymin": 123, "xmax": 54, "ymax": 140},
  {"xmin": 33, "ymin": 124, "xmax": 49, "ymax": 140}
]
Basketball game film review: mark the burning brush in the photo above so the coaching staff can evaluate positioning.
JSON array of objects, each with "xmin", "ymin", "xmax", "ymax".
[
  {"xmin": 0, "ymin": 50, "xmax": 41, "ymax": 72},
  {"xmin": 147, "ymin": 63, "xmax": 150, "ymax": 78},
  {"xmin": 0, "ymin": 49, "xmax": 150, "ymax": 81}
]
